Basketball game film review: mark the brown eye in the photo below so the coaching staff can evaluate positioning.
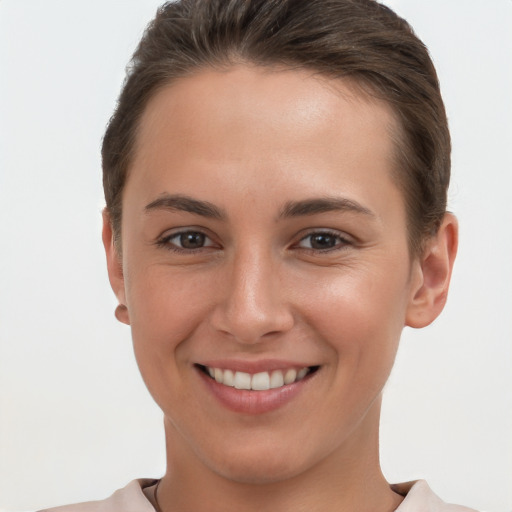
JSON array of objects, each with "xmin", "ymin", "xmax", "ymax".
[
  {"xmin": 179, "ymin": 232, "xmax": 206, "ymax": 249},
  {"xmin": 159, "ymin": 230, "xmax": 216, "ymax": 251},
  {"xmin": 309, "ymin": 233, "xmax": 337, "ymax": 249},
  {"xmin": 297, "ymin": 231, "xmax": 351, "ymax": 251}
]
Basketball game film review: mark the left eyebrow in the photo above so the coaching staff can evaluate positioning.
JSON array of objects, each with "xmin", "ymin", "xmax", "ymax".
[{"xmin": 278, "ymin": 197, "xmax": 375, "ymax": 219}]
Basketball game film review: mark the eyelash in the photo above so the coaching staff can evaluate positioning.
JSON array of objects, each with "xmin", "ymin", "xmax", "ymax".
[{"xmin": 156, "ymin": 229, "xmax": 353, "ymax": 254}]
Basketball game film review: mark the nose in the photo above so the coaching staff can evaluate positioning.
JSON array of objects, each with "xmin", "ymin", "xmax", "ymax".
[{"xmin": 210, "ymin": 247, "xmax": 294, "ymax": 344}]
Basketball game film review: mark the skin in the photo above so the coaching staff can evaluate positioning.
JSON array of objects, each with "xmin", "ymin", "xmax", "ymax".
[{"xmin": 103, "ymin": 65, "xmax": 458, "ymax": 512}]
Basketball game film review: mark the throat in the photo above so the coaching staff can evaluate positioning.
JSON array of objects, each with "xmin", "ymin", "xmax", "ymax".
[{"xmin": 159, "ymin": 418, "xmax": 398, "ymax": 512}]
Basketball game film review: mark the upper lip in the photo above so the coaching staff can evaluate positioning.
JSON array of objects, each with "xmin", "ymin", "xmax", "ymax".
[{"xmin": 196, "ymin": 359, "xmax": 317, "ymax": 374}]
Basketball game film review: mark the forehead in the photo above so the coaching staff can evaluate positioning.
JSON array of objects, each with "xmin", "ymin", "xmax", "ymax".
[
  {"xmin": 127, "ymin": 65, "xmax": 403, "ymax": 220},
  {"xmin": 133, "ymin": 65, "xmax": 398, "ymax": 166}
]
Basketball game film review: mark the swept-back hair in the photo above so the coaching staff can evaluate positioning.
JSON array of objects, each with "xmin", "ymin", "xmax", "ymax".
[{"xmin": 102, "ymin": 0, "xmax": 450, "ymax": 255}]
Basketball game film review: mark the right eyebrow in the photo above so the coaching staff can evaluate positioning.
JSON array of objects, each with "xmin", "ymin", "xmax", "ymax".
[{"xmin": 144, "ymin": 194, "xmax": 226, "ymax": 220}]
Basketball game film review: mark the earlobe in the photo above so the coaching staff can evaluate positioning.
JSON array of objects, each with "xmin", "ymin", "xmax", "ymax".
[
  {"xmin": 405, "ymin": 213, "xmax": 458, "ymax": 328},
  {"xmin": 102, "ymin": 209, "xmax": 130, "ymax": 325}
]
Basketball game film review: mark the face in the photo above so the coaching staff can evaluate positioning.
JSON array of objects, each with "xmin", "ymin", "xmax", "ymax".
[{"xmin": 106, "ymin": 65, "xmax": 433, "ymax": 484}]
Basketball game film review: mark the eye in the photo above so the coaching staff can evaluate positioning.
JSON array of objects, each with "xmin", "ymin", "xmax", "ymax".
[
  {"xmin": 296, "ymin": 231, "xmax": 351, "ymax": 251},
  {"xmin": 158, "ymin": 230, "xmax": 216, "ymax": 251}
]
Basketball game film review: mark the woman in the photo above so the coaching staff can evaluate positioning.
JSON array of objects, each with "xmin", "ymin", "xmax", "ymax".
[{"xmin": 37, "ymin": 0, "xmax": 475, "ymax": 510}]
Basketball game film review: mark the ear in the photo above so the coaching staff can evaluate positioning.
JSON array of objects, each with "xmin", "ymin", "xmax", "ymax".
[
  {"xmin": 405, "ymin": 213, "xmax": 458, "ymax": 328},
  {"xmin": 102, "ymin": 209, "xmax": 130, "ymax": 325}
]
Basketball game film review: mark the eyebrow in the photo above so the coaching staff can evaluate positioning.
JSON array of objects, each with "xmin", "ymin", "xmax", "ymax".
[
  {"xmin": 144, "ymin": 194, "xmax": 374, "ymax": 221},
  {"xmin": 144, "ymin": 194, "xmax": 225, "ymax": 219},
  {"xmin": 279, "ymin": 197, "xmax": 375, "ymax": 219}
]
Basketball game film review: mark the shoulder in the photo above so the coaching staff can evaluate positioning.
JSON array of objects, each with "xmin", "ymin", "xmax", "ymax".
[
  {"xmin": 393, "ymin": 480, "xmax": 479, "ymax": 512},
  {"xmin": 39, "ymin": 479, "xmax": 157, "ymax": 512}
]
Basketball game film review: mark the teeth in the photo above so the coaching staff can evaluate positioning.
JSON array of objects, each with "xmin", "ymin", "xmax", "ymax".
[
  {"xmin": 204, "ymin": 366, "xmax": 312, "ymax": 391},
  {"xmin": 251, "ymin": 372, "xmax": 270, "ymax": 391},
  {"xmin": 223, "ymin": 369, "xmax": 235, "ymax": 387},
  {"xmin": 234, "ymin": 371, "xmax": 251, "ymax": 389},
  {"xmin": 297, "ymin": 367, "xmax": 308, "ymax": 380},
  {"xmin": 284, "ymin": 368, "xmax": 297, "ymax": 385},
  {"xmin": 269, "ymin": 370, "xmax": 284, "ymax": 389}
]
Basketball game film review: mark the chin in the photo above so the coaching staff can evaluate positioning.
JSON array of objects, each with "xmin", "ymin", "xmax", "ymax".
[
  {"xmin": 215, "ymin": 457, "xmax": 305, "ymax": 485},
  {"xmin": 198, "ymin": 436, "xmax": 318, "ymax": 485}
]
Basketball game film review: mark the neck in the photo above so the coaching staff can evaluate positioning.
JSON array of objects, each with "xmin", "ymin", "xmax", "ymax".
[{"xmin": 156, "ymin": 398, "xmax": 403, "ymax": 512}]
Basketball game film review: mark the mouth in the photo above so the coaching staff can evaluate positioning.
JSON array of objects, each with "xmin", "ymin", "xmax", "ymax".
[{"xmin": 196, "ymin": 364, "xmax": 320, "ymax": 391}]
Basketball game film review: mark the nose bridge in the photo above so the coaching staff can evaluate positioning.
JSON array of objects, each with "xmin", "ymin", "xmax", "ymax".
[{"xmin": 214, "ymin": 243, "xmax": 293, "ymax": 343}]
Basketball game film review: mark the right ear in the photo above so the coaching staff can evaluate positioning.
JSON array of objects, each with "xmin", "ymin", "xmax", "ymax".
[{"xmin": 102, "ymin": 209, "xmax": 130, "ymax": 325}]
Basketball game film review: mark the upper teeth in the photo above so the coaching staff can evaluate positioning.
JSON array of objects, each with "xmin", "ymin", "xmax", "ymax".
[{"xmin": 206, "ymin": 367, "xmax": 310, "ymax": 391}]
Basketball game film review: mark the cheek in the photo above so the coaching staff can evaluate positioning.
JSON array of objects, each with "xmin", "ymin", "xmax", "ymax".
[
  {"xmin": 300, "ymin": 260, "xmax": 409, "ymax": 327},
  {"xmin": 126, "ymin": 265, "xmax": 217, "ymax": 356},
  {"xmin": 124, "ymin": 265, "xmax": 220, "ymax": 413},
  {"xmin": 297, "ymin": 262, "xmax": 409, "ymax": 372},
  {"xmin": 299, "ymin": 268, "xmax": 408, "ymax": 436}
]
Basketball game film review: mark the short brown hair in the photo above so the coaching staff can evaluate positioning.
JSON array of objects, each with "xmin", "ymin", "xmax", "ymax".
[{"xmin": 102, "ymin": 0, "xmax": 450, "ymax": 256}]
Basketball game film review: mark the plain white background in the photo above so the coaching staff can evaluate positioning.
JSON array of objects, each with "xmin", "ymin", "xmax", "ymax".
[{"xmin": 0, "ymin": 1, "xmax": 511, "ymax": 511}]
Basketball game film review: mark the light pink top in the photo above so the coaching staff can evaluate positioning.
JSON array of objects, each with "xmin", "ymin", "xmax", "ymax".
[{"xmin": 40, "ymin": 478, "xmax": 478, "ymax": 512}]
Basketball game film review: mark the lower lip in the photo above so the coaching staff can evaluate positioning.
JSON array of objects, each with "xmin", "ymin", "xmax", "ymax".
[{"xmin": 197, "ymin": 368, "xmax": 314, "ymax": 415}]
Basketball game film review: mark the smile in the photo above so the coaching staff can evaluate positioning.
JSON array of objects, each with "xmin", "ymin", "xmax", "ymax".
[
  {"xmin": 196, "ymin": 363, "xmax": 320, "ymax": 414},
  {"xmin": 198, "ymin": 365, "xmax": 318, "ymax": 391}
]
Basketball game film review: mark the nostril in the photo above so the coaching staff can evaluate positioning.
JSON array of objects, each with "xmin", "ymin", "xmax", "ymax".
[{"xmin": 211, "ymin": 314, "xmax": 294, "ymax": 345}]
